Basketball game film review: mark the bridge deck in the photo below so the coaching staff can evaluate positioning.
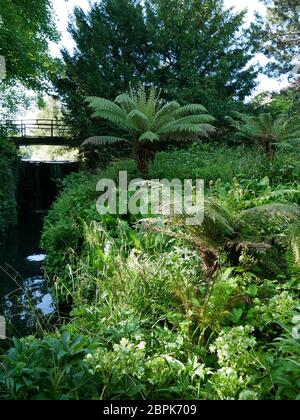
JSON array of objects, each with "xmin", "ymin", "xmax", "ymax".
[
  {"xmin": 11, "ymin": 137, "xmax": 80, "ymax": 147},
  {"xmin": 0, "ymin": 119, "xmax": 80, "ymax": 147}
]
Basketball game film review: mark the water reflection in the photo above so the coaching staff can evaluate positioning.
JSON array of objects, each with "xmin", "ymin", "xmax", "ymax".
[
  {"xmin": 26, "ymin": 254, "xmax": 46, "ymax": 262},
  {"xmin": 0, "ymin": 214, "xmax": 54, "ymax": 337}
]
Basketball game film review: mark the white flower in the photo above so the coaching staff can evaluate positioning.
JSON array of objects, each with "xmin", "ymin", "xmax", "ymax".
[
  {"xmin": 136, "ymin": 341, "xmax": 146, "ymax": 350},
  {"xmin": 104, "ymin": 240, "xmax": 112, "ymax": 255},
  {"xmin": 120, "ymin": 337, "xmax": 130, "ymax": 347}
]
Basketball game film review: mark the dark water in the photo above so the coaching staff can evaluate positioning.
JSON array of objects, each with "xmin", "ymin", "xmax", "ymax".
[
  {"xmin": 19, "ymin": 160, "xmax": 78, "ymax": 213},
  {"xmin": 0, "ymin": 160, "xmax": 78, "ymax": 338},
  {"xmin": 0, "ymin": 213, "xmax": 54, "ymax": 337}
]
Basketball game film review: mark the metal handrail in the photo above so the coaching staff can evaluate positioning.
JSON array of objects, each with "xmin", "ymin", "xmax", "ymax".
[{"xmin": 0, "ymin": 119, "xmax": 72, "ymax": 138}]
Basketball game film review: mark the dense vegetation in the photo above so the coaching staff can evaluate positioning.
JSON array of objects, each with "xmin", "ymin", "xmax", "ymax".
[
  {"xmin": 0, "ymin": 141, "xmax": 299, "ymax": 400},
  {"xmin": 260, "ymin": 0, "xmax": 300, "ymax": 76}
]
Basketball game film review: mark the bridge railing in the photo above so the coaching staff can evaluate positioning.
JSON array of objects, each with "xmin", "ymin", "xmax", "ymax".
[{"xmin": 0, "ymin": 119, "xmax": 72, "ymax": 138}]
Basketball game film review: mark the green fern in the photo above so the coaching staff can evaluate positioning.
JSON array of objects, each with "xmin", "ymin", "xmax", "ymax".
[
  {"xmin": 146, "ymin": 193, "xmax": 300, "ymax": 280},
  {"xmin": 227, "ymin": 112, "xmax": 300, "ymax": 157}
]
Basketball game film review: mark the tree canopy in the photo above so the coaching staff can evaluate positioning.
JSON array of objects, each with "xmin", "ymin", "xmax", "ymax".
[
  {"xmin": 261, "ymin": 0, "xmax": 300, "ymax": 76},
  {"xmin": 0, "ymin": 0, "xmax": 60, "ymax": 116},
  {"xmin": 0, "ymin": 0, "xmax": 59, "ymax": 88},
  {"xmin": 54, "ymin": 0, "xmax": 262, "ymax": 137},
  {"xmin": 145, "ymin": 0, "xmax": 261, "ymax": 115}
]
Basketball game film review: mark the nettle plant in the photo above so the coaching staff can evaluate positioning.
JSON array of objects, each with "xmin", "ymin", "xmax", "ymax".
[{"xmin": 82, "ymin": 85, "xmax": 216, "ymax": 172}]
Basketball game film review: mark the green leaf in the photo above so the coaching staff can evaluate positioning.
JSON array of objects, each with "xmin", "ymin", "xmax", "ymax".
[
  {"xmin": 246, "ymin": 285, "xmax": 258, "ymax": 297},
  {"xmin": 230, "ymin": 308, "xmax": 244, "ymax": 324},
  {"xmin": 139, "ymin": 131, "xmax": 159, "ymax": 142},
  {"xmin": 191, "ymin": 298, "xmax": 202, "ymax": 308}
]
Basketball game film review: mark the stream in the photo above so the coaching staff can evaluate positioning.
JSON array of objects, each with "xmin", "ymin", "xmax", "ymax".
[
  {"xmin": 0, "ymin": 212, "xmax": 53, "ymax": 337},
  {"xmin": 0, "ymin": 160, "xmax": 78, "ymax": 338}
]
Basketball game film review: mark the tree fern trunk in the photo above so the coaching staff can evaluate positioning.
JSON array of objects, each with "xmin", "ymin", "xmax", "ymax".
[{"xmin": 133, "ymin": 142, "xmax": 156, "ymax": 174}]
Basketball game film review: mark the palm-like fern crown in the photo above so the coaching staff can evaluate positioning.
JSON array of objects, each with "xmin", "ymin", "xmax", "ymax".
[
  {"xmin": 83, "ymin": 85, "xmax": 216, "ymax": 146},
  {"xmin": 227, "ymin": 112, "xmax": 300, "ymax": 149}
]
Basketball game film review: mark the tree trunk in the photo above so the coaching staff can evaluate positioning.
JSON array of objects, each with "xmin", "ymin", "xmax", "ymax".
[
  {"xmin": 133, "ymin": 142, "xmax": 156, "ymax": 174},
  {"xmin": 262, "ymin": 136, "xmax": 276, "ymax": 159}
]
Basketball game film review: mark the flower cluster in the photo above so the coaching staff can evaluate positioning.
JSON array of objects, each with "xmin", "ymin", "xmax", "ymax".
[
  {"xmin": 209, "ymin": 326, "xmax": 258, "ymax": 399},
  {"xmin": 248, "ymin": 291, "xmax": 297, "ymax": 328},
  {"xmin": 210, "ymin": 325, "xmax": 256, "ymax": 370}
]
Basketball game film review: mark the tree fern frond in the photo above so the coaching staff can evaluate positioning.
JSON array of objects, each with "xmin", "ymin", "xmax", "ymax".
[
  {"xmin": 82, "ymin": 86, "xmax": 215, "ymax": 171},
  {"xmin": 115, "ymin": 93, "xmax": 137, "ymax": 112},
  {"xmin": 86, "ymin": 96, "xmax": 126, "ymax": 117},
  {"xmin": 237, "ymin": 204, "xmax": 300, "ymax": 234},
  {"xmin": 171, "ymin": 115, "xmax": 216, "ymax": 125},
  {"xmin": 127, "ymin": 109, "xmax": 149, "ymax": 131},
  {"xmin": 139, "ymin": 131, "xmax": 160, "ymax": 142},
  {"xmin": 228, "ymin": 111, "xmax": 300, "ymax": 153},
  {"xmin": 158, "ymin": 121, "xmax": 216, "ymax": 137},
  {"xmin": 85, "ymin": 97, "xmax": 132, "ymax": 130},
  {"xmin": 90, "ymin": 109, "xmax": 132, "ymax": 130},
  {"xmin": 135, "ymin": 84, "xmax": 148, "ymax": 113},
  {"xmin": 184, "ymin": 198, "xmax": 235, "ymax": 248},
  {"xmin": 144, "ymin": 87, "xmax": 161, "ymax": 118},
  {"xmin": 172, "ymin": 104, "xmax": 208, "ymax": 117},
  {"xmin": 153, "ymin": 101, "xmax": 181, "ymax": 130}
]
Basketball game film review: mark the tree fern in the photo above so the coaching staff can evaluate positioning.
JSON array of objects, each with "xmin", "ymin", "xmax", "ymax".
[
  {"xmin": 114, "ymin": 93, "xmax": 137, "ymax": 113},
  {"xmin": 83, "ymin": 86, "xmax": 216, "ymax": 171},
  {"xmin": 227, "ymin": 112, "xmax": 300, "ymax": 156},
  {"xmin": 145, "ymin": 192, "xmax": 300, "ymax": 280}
]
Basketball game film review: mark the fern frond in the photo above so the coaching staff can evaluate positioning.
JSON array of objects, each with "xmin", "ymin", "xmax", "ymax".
[
  {"xmin": 172, "ymin": 104, "xmax": 208, "ymax": 117},
  {"xmin": 228, "ymin": 111, "xmax": 300, "ymax": 151},
  {"xmin": 237, "ymin": 204, "xmax": 300, "ymax": 234},
  {"xmin": 158, "ymin": 121, "xmax": 216, "ymax": 137},
  {"xmin": 85, "ymin": 97, "xmax": 131, "ymax": 130},
  {"xmin": 86, "ymin": 97, "xmax": 126, "ymax": 117},
  {"xmin": 127, "ymin": 109, "xmax": 149, "ymax": 131},
  {"xmin": 115, "ymin": 93, "xmax": 137, "ymax": 112},
  {"xmin": 139, "ymin": 131, "xmax": 160, "ymax": 142},
  {"xmin": 144, "ymin": 87, "xmax": 161, "ymax": 118},
  {"xmin": 186, "ymin": 198, "xmax": 235, "ymax": 248},
  {"xmin": 153, "ymin": 101, "xmax": 181, "ymax": 130},
  {"xmin": 82, "ymin": 87, "xmax": 216, "ymax": 162}
]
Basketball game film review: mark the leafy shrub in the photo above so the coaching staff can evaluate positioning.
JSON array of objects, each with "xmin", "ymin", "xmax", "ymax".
[
  {"xmin": 41, "ymin": 160, "xmax": 141, "ymax": 300},
  {"xmin": 148, "ymin": 144, "xmax": 300, "ymax": 184},
  {"xmin": 269, "ymin": 311, "xmax": 300, "ymax": 400},
  {"xmin": 247, "ymin": 292, "xmax": 298, "ymax": 330},
  {"xmin": 0, "ymin": 333, "xmax": 96, "ymax": 400},
  {"xmin": 3, "ymin": 144, "xmax": 299, "ymax": 400}
]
